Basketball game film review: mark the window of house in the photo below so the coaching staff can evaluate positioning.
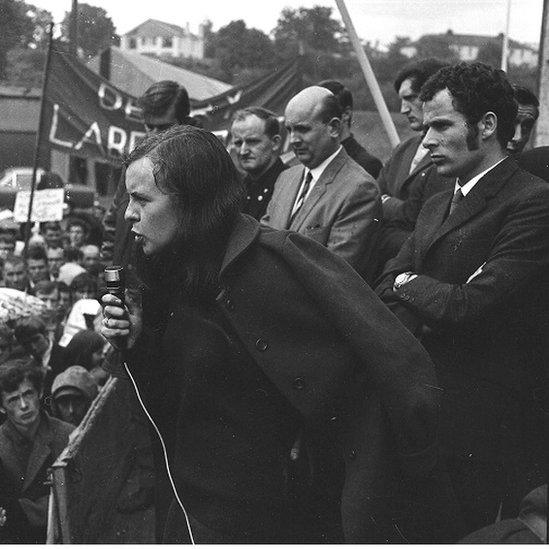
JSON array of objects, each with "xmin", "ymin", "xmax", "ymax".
[
  {"xmin": 128, "ymin": 37, "xmax": 136, "ymax": 49},
  {"xmin": 162, "ymin": 37, "xmax": 173, "ymax": 47}
]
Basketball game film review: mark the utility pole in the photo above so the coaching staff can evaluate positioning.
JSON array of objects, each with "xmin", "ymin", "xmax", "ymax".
[
  {"xmin": 501, "ymin": 0, "xmax": 511, "ymax": 71},
  {"xmin": 69, "ymin": 0, "xmax": 78, "ymax": 56},
  {"xmin": 534, "ymin": 0, "xmax": 549, "ymax": 146}
]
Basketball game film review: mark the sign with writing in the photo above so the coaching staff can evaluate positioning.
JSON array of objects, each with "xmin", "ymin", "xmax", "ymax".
[{"xmin": 13, "ymin": 189, "xmax": 65, "ymax": 222}]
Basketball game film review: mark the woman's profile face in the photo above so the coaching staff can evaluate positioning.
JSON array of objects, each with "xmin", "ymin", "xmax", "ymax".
[{"xmin": 124, "ymin": 157, "xmax": 179, "ymax": 256}]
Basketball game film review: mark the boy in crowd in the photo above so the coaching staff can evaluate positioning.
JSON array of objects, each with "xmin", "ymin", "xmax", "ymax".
[{"xmin": 0, "ymin": 359, "xmax": 73, "ymax": 543}]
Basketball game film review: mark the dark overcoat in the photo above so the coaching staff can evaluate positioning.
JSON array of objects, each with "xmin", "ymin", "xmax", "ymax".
[{"xmin": 126, "ymin": 214, "xmax": 462, "ymax": 543}]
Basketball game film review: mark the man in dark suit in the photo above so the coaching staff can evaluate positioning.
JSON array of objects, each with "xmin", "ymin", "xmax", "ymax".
[
  {"xmin": 318, "ymin": 80, "xmax": 382, "ymax": 178},
  {"xmin": 262, "ymin": 86, "xmax": 381, "ymax": 279},
  {"xmin": 376, "ymin": 62, "xmax": 549, "ymax": 535},
  {"xmin": 230, "ymin": 107, "xmax": 287, "ymax": 220},
  {"xmin": 376, "ymin": 59, "xmax": 453, "ymax": 271}
]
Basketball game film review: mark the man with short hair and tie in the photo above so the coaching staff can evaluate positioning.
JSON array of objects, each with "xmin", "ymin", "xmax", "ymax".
[
  {"xmin": 261, "ymin": 86, "xmax": 381, "ymax": 280},
  {"xmin": 376, "ymin": 62, "xmax": 549, "ymax": 537}
]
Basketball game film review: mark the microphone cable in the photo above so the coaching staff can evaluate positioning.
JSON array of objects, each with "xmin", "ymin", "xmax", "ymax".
[{"xmin": 123, "ymin": 360, "xmax": 195, "ymax": 545}]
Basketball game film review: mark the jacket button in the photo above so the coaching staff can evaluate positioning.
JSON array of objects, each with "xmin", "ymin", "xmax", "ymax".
[
  {"xmin": 293, "ymin": 377, "xmax": 305, "ymax": 390},
  {"xmin": 225, "ymin": 299, "xmax": 234, "ymax": 311},
  {"xmin": 255, "ymin": 338, "xmax": 268, "ymax": 351},
  {"xmin": 348, "ymin": 449, "xmax": 357, "ymax": 460}
]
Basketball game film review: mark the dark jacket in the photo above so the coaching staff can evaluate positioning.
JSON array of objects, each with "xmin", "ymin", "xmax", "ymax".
[
  {"xmin": 376, "ymin": 158, "xmax": 549, "ymax": 525},
  {"xmin": 0, "ymin": 413, "xmax": 73, "ymax": 543},
  {"xmin": 126, "ymin": 214, "xmax": 461, "ymax": 543},
  {"xmin": 341, "ymin": 134, "xmax": 382, "ymax": 178},
  {"xmin": 517, "ymin": 146, "xmax": 549, "ymax": 183},
  {"xmin": 242, "ymin": 157, "xmax": 287, "ymax": 220},
  {"xmin": 376, "ymin": 135, "xmax": 453, "ymax": 270}
]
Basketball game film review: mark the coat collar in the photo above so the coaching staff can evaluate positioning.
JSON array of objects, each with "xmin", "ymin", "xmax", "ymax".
[
  {"xmin": 219, "ymin": 214, "xmax": 260, "ymax": 277},
  {"xmin": 421, "ymin": 156, "xmax": 518, "ymax": 258}
]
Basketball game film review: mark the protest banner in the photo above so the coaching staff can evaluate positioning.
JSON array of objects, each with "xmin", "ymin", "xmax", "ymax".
[{"xmin": 38, "ymin": 46, "xmax": 303, "ymax": 164}]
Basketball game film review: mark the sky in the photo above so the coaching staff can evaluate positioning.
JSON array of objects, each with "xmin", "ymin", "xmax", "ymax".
[{"xmin": 30, "ymin": 0, "xmax": 544, "ymax": 49}]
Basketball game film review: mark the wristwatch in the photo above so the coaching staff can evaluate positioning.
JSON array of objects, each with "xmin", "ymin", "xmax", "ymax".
[{"xmin": 393, "ymin": 271, "xmax": 417, "ymax": 291}]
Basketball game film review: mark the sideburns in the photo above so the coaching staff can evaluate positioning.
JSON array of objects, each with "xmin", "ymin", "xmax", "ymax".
[{"xmin": 466, "ymin": 123, "xmax": 480, "ymax": 151}]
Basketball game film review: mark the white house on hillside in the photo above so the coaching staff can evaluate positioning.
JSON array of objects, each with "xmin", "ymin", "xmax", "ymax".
[
  {"xmin": 120, "ymin": 19, "xmax": 205, "ymax": 60},
  {"xmin": 401, "ymin": 31, "xmax": 538, "ymax": 68}
]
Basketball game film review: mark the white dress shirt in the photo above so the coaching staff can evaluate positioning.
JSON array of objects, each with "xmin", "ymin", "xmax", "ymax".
[
  {"xmin": 454, "ymin": 157, "xmax": 507, "ymax": 197},
  {"xmin": 291, "ymin": 146, "xmax": 343, "ymax": 217}
]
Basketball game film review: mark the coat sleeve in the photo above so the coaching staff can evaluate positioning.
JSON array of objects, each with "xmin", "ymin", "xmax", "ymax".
[
  {"xmin": 375, "ymin": 232, "xmax": 425, "ymax": 336},
  {"xmin": 280, "ymin": 232, "xmax": 441, "ymax": 469},
  {"xmin": 326, "ymin": 177, "xmax": 382, "ymax": 270},
  {"xmin": 393, "ymin": 186, "xmax": 549, "ymax": 327}
]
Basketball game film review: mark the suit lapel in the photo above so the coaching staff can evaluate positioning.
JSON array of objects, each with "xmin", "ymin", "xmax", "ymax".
[
  {"xmin": 407, "ymin": 149, "xmax": 432, "ymax": 179},
  {"xmin": 282, "ymin": 169, "xmax": 306, "ymax": 230},
  {"xmin": 290, "ymin": 149, "xmax": 346, "ymax": 231},
  {"xmin": 422, "ymin": 157, "xmax": 517, "ymax": 258},
  {"xmin": 393, "ymin": 135, "xmax": 424, "ymax": 195}
]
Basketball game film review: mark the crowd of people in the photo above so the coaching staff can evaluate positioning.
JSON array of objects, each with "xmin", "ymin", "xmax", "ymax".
[
  {"xmin": 0, "ymin": 56, "xmax": 547, "ymax": 544},
  {"xmin": 0, "ymin": 203, "xmax": 115, "ymax": 541}
]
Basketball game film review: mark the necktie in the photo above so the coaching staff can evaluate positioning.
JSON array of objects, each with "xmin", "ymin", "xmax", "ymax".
[
  {"xmin": 290, "ymin": 171, "xmax": 313, "ymax": 224},
  {"xmin": 448, "ymin": 188, "xmax": 463, "ymax": 217}
]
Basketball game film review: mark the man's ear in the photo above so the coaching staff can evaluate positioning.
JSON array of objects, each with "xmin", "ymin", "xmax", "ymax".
[
  {"xmin": 480, "ymin": 111, "xmax": 497, "ymax": 140},
  {"xmin": 271, "ymin": 134, "xmax": 282, "ymax": 152},
  {"xmin": 327, "ymin": 117, "xmax": 342, "ymax": 138}
]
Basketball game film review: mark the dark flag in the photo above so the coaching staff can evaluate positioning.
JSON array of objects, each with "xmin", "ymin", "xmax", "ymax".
[
  {"xmin": 190, "ymin": 58, "xmax": 303, "ymax": 133},
  {"xmin": 39, "ymin": 46, "xmax": 146, "ymax": 166},
  {"xmin": 38, "ymin": 46, "xmax": 303, "ymax": 166}
]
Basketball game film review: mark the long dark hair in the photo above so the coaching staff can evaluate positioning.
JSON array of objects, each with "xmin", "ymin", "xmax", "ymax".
[{"xmin": 125, "ymin": 126, "xmax": 245, "ymax": 304}]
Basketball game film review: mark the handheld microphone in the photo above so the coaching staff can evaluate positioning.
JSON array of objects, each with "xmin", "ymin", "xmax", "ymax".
[
  {"xmin": 104, "ymin": 266, "xmax": 125, "ymax": 306},
  {"xmin": 104, "ymin": 266, "xmax": 126, "ymax": 349}
]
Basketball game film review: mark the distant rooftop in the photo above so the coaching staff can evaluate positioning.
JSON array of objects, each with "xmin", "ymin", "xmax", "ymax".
[
  {"xmin": 123, "ymin": 18, "xmax": 199, "ymax": 40},
  {"xmin": 419, "ymin": 31, "xmax": 538, "ymax": 52},
  {"xmin": 88, "ymin": 47, "xmax": 231, "ymax": 100}
]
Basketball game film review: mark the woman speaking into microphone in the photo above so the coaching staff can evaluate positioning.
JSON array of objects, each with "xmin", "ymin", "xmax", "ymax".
[{"xmin": 101, "ymin": 126, "xmax": 453, "ymax": 544}]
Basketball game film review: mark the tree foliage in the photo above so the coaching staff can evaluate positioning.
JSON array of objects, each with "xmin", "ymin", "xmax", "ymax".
[
  {"xmin": 414, "ymin": 34, "xmax": 459, "ymax": 62},
  {"xmin": 477, "ymin": 40, "xmax": 503, "ymax": 69},
  {"xmin": 208, "ymin": 20, "xmax": 274, "ymax": 82},
  {"xmin": 61, "ymin": 2, "xmax": 117, "ymax": 58},
  {"xmin": 0, "ymin": 0, "xmax": 51, "ymax": 79},
  {"xmin": 273, "ymin": 6, "xmax": 345, "ymax": 58}
]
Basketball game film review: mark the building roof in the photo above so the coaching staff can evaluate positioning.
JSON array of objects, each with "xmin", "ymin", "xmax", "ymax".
[
  {"xmin": 0, "ymin": 89, "xmax": 40, "ymax": 132},
  {"xmin": 123, "ymin": 18, "xmax": 197, "ymax": 40},
  {"xmin": 87, "ymin": 47, "xmax": 231, "ymax": 101}
]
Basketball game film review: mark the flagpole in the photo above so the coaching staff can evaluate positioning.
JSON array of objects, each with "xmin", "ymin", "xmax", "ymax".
[
  {"xmin": 501, "ymin": 0, "xmax": 512, "ymax": 71},
  {"xmin": 24, "ymin": 22, "xmax": 55, "ymax": 257},
  {"xmin": 334, "ymin": 0, "xmax": 400, "ymax": 148}
]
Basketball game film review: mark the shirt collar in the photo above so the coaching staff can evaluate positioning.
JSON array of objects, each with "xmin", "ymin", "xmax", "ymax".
[
  {"xmin": 307, "ymin": 145, "xmax": 342, "ymax": 183},
  {"xmin": 455, "ymin": 157, "xmax": 506, "ymax": 196}
]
